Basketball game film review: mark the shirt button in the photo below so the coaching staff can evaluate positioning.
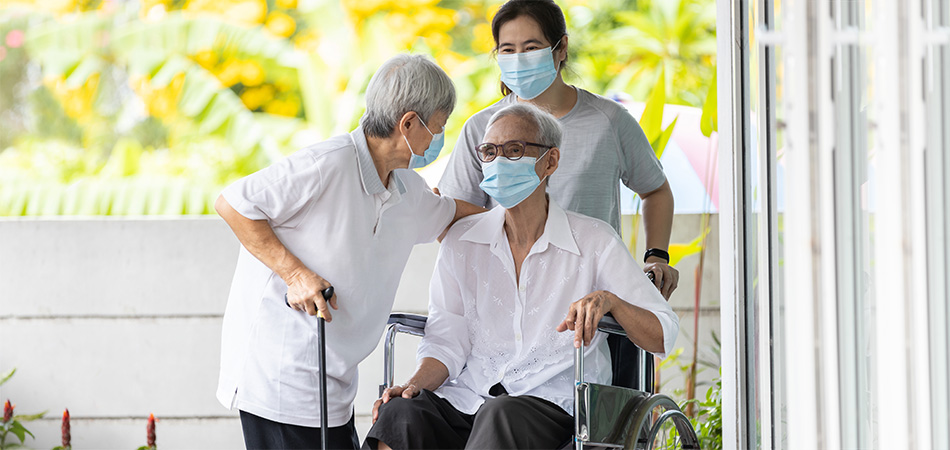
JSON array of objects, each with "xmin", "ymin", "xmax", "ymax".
[
  {"xmin": 516, "ymin": 333, "xmax": 522, "ymax": 341},
  {"xmin": 519, "ymin": 284, "xmax": 526, "ymax": 292}
]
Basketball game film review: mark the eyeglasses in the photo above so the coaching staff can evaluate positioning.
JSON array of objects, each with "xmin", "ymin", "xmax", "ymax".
[{"xmin": 476, "ymin": 140, "xmax": 553, "ymax": 162}]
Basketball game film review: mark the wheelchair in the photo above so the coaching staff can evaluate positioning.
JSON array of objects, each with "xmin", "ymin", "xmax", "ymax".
[{"xmin": 380, "ymin": 313, "xmax": 701, "ymax": 449}]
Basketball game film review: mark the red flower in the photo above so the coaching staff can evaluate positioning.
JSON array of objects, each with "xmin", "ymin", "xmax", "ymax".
[
  {"xmin": 3, "ymin": 399, "xmax": 12, "ymax": 423},
  {"xmin": 62, "ymin": 408, "xmax": 71, "ymax": 448},
  {"xmin": 147, "ymin": 413, "xmax": 156, "ymax": 448}
]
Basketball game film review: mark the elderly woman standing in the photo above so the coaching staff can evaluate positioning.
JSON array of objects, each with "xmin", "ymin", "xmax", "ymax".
[
  {"xmin": 365, "ymin": 103, "xmax": 678, "ymax": 450},
  {"xmin": 214, "ymin": 54, "xmax": 483, "ymax": 450}
]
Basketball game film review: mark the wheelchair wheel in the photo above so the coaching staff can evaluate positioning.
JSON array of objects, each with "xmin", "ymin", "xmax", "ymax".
[{"xmin": 624, "ymin": 393, "xmax": 701, "ymax": 450}]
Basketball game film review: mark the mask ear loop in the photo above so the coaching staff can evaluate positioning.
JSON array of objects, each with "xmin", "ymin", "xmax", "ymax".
[
  {"xmin": 534, "ymin": 146, "xmax": 554, "ymax": 185},
  {"xmin": 551, "ymin": 38, "xmax": 564, "ymax": 72}
]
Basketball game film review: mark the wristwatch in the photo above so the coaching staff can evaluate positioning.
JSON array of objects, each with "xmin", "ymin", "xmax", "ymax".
[{"xmin": 643, "ymin": 248, "xmax": 670, "ymax": 264}]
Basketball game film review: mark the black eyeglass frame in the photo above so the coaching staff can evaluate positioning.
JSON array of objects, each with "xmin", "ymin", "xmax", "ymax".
[{"xmin": 476, "ymin": 140, "xmax": 553, "ymax": 162}]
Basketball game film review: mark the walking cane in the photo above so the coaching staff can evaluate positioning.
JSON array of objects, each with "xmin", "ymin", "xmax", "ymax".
[
  {"xmin": 317, "ymin": 286, "xmax": 333, "ymax": 450},
  {"xmin": 285, "ymin": 286, "xmax": 334, "ymax": 450}
]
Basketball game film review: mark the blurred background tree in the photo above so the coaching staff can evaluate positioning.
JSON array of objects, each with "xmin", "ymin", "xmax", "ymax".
[{"xmin": 0, "ymin": 0, "xmax": 715, "ymax": 216}]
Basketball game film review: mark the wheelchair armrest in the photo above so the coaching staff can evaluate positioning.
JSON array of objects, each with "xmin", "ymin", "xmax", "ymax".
[
  {"xmin": 388, "ymin": 313, "xmax": 624, "ymax": 337},
  {"xmin": 387, "ymin": 313, "xmax": 427, "ymax": 337},
  {"xmin": 597, "ymin": 315, "xmax": 626, "ymax": 336}
]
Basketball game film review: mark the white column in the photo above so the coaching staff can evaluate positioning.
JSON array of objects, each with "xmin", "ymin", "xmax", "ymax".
[
  {"xmin": 780, "ymin": 0, "xmax": 820, "ymax": 447},
  {"xmin": 717, "ymin": 0, "xmax": 745, "ymax": 448},
  {"xmin": 871, "ymin": 1, "xmax": 917, "ymax": 448}
]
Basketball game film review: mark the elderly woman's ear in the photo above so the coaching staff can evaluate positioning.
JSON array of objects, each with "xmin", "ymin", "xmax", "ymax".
[
  {"xmin": 397, "ymin": 111, "xmax": 417, "ymax": 136},
  {"xmin": 540, "ymin": 147, "xmax": 560, "ymax": 178}
]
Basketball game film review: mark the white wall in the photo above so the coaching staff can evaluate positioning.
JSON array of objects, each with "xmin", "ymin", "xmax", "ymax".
[{"xmin": 0, "ymin": 216, "xmax": 718, "ymax": 449}]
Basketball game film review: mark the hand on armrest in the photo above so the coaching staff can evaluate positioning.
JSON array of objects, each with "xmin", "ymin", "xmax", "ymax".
[{"xmin": 372, "ymin": 357, "xmax": 449, "ymax": 423}]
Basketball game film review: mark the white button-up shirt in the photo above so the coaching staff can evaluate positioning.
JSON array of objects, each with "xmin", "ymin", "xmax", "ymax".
[
  {"xmin": 217, "ymin": 126, "xmax": 456, "ymax": 427},
  {"xmin": 418, "ymin": 200, "xmax": 678, "ymax": 415}
]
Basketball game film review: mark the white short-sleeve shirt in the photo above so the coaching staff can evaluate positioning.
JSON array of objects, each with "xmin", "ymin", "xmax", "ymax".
[
  {"xmin": 417, "ymin": 200, "xmax": 678, "ymax": 415},
  {"xmin": 216, "ymin": 126, "xmax": 456, "ymax": 427}
]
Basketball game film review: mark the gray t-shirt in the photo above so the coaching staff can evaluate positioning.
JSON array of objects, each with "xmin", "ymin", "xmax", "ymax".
[{"xmin": 439, "ymin": 88, "xmax": 666, "ymax": 232}]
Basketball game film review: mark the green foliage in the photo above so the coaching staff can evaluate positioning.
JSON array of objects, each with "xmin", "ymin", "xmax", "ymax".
[
  {"xmin": 694, "ymin": 374, "xmax": 724, "ymax": 450},
  {"xmin": 569, "ymin": 0, "xmax": 716, "ymax": 107},
  {"xmin": 651, "ymin": 330, "xmax": 721, "ymax": 449},
  {"xmin": 0, "ymin": 368, "xmax": 45, "ymax": 450},
  {"xmin": 0, "ymin": 0, "xmax": 717, "ymax": 216},
  {"xmin": 652, "ymin": 373, "xmax": 722, "ymax": 450}
]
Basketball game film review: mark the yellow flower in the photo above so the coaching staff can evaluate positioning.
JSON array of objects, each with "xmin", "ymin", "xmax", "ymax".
[
  {"xmin": 47, "ymin": 73, "xmax": 100, "ymax": 121},
  {"xmin": 436, "ymin": 50, "xmax": 468, "ymax": 75},
  {"xmin": 216, "ymin": 60, "xmax": 243, "ymax": 87},
  {"xmin": 240, "ymin": 85, "xmax": 275, "ymax": 110},
  {"xmin": 134, "ymin": 73, "xmax": 185, "ymax": 119},
  {"xmin": 47, "ymin": 0, "xmax": 76, "ymax": 14},
  {"xmin": 275, "ymin": 0, "xmax": 297, "ymax": 9},
  {"xmin": 222, "ymin": 0, "xmax": 268, "ymax": 26},
  {"xmin": 423, "ymin": 32, "xmax": 452, "ymax": 51},
  {"xmin": 265, "ymin": 11, "xmax": 297, "ymax": 38},
  {"xmin": 192, "ymin": 49, "xmax": 218, "ymax": 70},
  {"xmin": 472, "ymin": 22, "xmax": 495, "ymax": 54},
  {"xmin": 239, "ymin": 60, "xmax": 266, "ymax": 86},
  {"xmin": 485, "ymin": 2, "xmax": 505, "ymax": 23},
  {"xmin": 273, "ymin": 76, "xmax": 294, "ymax": 92},
  {"xmin": 293, "ymin": 29, "xmax": 320, "ymax": 52},
  {"xmin": 263, "ymin": 95, "xmax": 300, "ymax": 116}
]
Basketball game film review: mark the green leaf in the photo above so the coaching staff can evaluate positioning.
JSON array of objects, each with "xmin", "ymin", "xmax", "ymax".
[
  {"xmin": 10, "ymin": 420, "xmax": 34, "ymax": 443},
  {"xmin": 640, "ymin": 68, "xmax": 666, "ymax": 144},
  {"xmin": 13, "ymin": 410, "xmax": 46, "ymax": 421},
  {"xmin": 64, "ymin": 56, "xmax": 104, "ymax": 89},
  {"xmin": 0, "ymin": 367, "xmax": 15, "ymax": 386},
  {"xmin": 101, "ymin": 139, "xmax": 143, "ymax": 178},
  {"xmin": 700, "ymin": 72, "xmax": 718, "ymax": 137},
  {"xmin": 150, "ymin": 57, "xmax": 191, "ymax": 88},
  {"xmin": 650, "ymin": 116, "xmax": 678, "ymax": 160}
]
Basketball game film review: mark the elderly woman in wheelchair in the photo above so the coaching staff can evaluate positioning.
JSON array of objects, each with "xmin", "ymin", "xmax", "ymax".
[{"xmin": 363, "ymin": 103, "xmax": 679, "ymax": 450}]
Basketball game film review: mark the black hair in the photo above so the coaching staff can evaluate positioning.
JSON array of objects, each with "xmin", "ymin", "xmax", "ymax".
[{"xmin": 491, "ymin": 0, "xmax": 569, "ymax": 96}]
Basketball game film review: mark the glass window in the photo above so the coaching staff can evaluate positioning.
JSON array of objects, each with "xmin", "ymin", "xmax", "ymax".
[
  {"xmin": 745, "ymin": 0, "xmax": 787, "ymax": 447},
  {"xmin": 831, "ymin": 1, "xmax": 876, "ymax": 448},
  {"xmin": 925, "ymin": 1, "xmax": 950, "ymax": 447}
]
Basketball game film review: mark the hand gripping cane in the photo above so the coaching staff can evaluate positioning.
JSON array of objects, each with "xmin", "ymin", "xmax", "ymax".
[{"xmin": 285, "ymin": 286, "xmax": 334, "ymax": 450}]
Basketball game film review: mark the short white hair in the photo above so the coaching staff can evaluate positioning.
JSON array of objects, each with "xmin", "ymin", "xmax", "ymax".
[
  {"xmin": 361, "ymin": 54, "xmax": 457, "ymax": 138},
  {"xmin": 485, "ymin": 103, "xmax": 562, "ymax": 148}
]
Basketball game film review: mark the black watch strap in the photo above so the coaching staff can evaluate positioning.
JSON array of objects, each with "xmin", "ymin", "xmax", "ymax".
[{"xmin": 644, "ymin": 248, "xmax": 670, "ymax": 264}]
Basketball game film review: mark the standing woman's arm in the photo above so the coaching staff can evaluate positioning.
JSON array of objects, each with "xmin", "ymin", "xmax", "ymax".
[
  {"xmin": 640, "ymin": 180, "xmax": 679, "ymax": 299},
  {"xmin": 615, "ymin": 105, "xmax": 680, "ymax": 300}
]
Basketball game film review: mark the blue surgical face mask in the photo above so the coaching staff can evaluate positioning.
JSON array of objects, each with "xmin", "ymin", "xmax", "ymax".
[
  {"xmin": 497, "ymin": 39, "xmax": 562, "ymax": 100},
  {"xmin": 479, "ymin": 150, "xmax": 549, "ymax": 208},
  {"xmin": 406, "ymin": 115, "xmax": 444, "ymax": 169}
]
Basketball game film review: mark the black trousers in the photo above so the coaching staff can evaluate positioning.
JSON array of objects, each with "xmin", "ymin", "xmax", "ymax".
[
  {"xmin": 364, "ymin": 389, "xmax": 573, "ymax": 450},
  {"xmin": 240, "ymin": 410, "xmax": 359, "ymax": 450}
]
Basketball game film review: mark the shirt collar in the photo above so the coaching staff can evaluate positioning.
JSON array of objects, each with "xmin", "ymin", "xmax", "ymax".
[
  {"xmin": 350, "ymin": 125, "xmax": 387, "ymax": 196},
  {"xmin": 459, "ymin": 198, "xmax": 581, "ymax": 256}
]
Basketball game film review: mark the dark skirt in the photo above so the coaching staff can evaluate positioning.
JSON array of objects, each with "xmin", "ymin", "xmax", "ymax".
[{"xmin": 364, "ymin": 389, "xmax": 573, "ymax": 450}]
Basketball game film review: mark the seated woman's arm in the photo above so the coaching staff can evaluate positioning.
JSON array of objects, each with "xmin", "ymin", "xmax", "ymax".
[
  {"xmin": 556, "ymin": 291, "xmax": 665, "ymax": 353},
  {"xmin": 373, "ymin": 236, "xmax": 473, "ymax": 423},
  {"xmin": 557, "ymin": 229, "xmax": 679, "ymax": 358}
]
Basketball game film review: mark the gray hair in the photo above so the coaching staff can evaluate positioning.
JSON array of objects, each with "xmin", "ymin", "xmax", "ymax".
[
  {"xmin": 485, "ymin": 103, "xmax": 562, "ymax": 148},
  {"xmin": 361, "ymin": 54, "xmax": 457, "ymax": 138}
]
